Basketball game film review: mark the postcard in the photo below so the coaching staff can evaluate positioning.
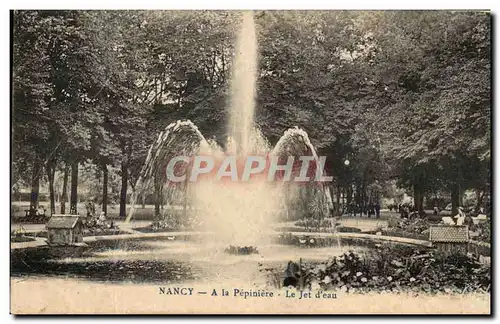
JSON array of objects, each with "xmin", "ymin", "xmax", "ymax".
[{"xmin": 10, "ymin": 9, "xmax": 491, "ymax": 315}]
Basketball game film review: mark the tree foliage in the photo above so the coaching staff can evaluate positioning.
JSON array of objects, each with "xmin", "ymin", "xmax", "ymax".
[{"xmin": 12, "ymin": 10, "xmax": 491, "ymax": 216}]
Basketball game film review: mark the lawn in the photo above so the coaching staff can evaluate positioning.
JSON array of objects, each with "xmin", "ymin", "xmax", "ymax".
[{"xmin": 11, "ymin": 201, "xmax": 189, "ymax": 221}]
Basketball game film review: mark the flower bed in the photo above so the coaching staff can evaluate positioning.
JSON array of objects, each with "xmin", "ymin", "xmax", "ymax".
[
  {"xmin": 133, "ymin": 225, "xmax": 193, "ymax": 233},
  {"xmin": 297, "ymin": 245, "xmax": 490, "ymax": 294},
  {"xmin": 295, "ymin": 218, "xmax": 334, "ymax": 229},
  {"xmin": 133, "ymin": 213, "xmax": 202, "ymax": 233},
  {"xmin": 84, "ymin": 229, "xmax": 130, "ymax": 236},
  {"xmin": 24, "ymin": 229, "xmax": 130, "ymax": 238},
  {"xmin": 390, "ymin": 217, "xmax": 431, "ymax": 233},
  {"xmin": 14, "ymin": 215, "xmax": 50, "ymax": 224},
  {"xmin": 274, "ymin": 226, "xmax": 361, "ymax": 233},
  {"xmin": 363, "ymin": 229, "xmax": 429, "ymax": 241},
  {"xmin": 274, "ymin": 233, "xmax": 411, "ymax": 249}
]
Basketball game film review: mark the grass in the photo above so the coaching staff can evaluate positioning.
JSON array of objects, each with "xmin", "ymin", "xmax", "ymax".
[
  {"xmin": 24, "ymin": 229, "xmax": 131, "ymax": 238},
  {"xmin": 11, "ymin": 236, "xmax": 36, "ymax": 243},
  {"xmin": 11, "ymin": 201, "xmax": 189, "ymax": 221},
  {"xmin": 24, "ymin": 231, "xmax": 48, "ymax": 238}
]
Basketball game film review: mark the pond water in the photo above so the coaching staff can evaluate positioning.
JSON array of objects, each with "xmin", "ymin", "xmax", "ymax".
[{"xmin": 11, "ymin": 236, "xmax": 368, "ymax": 287}]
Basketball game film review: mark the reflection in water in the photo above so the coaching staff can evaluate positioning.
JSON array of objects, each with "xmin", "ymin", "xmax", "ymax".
[{"xmin": 11, "ymin": 238, "xmax": 364, "ymax": 286}]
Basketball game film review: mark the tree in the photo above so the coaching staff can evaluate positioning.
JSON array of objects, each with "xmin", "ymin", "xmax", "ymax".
[
  {"xmin": 357, "ymin": 11, "xmax": 490, "ymax": 214},
  {"xmin": 12, "ymin": 10, "xmax": 490, "ymax": 221},
  {"xmin": 12, "ymin": 11, "xmax": 53, "ymax": 213}
]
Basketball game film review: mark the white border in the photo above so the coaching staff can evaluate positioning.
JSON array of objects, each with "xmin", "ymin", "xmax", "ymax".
[
  {"xmin": 1, "ymin": 1, "xmax": 497, "ymax": 323},
  {"xmin": 1, "ymin": 0, "xmax": 498, "ymax": 10}
]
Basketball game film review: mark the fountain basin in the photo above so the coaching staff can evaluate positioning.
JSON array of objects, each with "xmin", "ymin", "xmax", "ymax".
[{"xmin": 11, "ymin": 233, "xmax": 429, "ymax": 286}]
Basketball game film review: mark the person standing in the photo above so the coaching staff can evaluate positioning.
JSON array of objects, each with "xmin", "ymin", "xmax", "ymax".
[
  {"xmin": 85, "ymin": 197, "xmax": 96, "ymax": 226},
  {"xmin": 85, "ymin": 197, "xmax": 96, "ymax": 217},
  {"xmin": 454, "ymin": 207, "xmax": 466, "ymax": 226},
  {"xmin": 403, "ymin": 205, "xmax": 409, "ymax": 219},
  {"xmin": 97, "ymin": 211, "xmax": 107, "ymax": 228}
]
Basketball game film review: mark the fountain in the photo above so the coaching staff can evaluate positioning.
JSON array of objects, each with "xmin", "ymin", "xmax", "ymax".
[
  {"xmin": 16, "ymin": 14, "xmax": 488, "ymax": 313},
  {"xmin": 10, "ymin": 12, "xmax": 349, "ymax": 299},
  {"xmin": 126, "ymin": 11, "xmax": 336, "ymax": 249}
]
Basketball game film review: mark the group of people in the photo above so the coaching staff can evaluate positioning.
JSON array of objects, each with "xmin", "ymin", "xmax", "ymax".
[
  {"xmin": 444, "ymin": 207, "xmax": 485, "ymax": 230},
  {"xmin": 26, "ymin": 205, "xmax": 46, "ymax": 217},
  {"xmin": 85, "ymin": 197, "xmax": 111, "ymax": 229},
  {"xmin": 344, "ymin": 202, "xmax": 381, "ymax": 218},
  {"xmin": 398, "ymin": 204, "xmax": 419, "ymax": 219}
]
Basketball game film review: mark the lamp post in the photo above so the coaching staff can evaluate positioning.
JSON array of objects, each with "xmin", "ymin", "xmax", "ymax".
[{"xmin": 342, "ymin": 156, "xmax": 351, "ymax": 215}]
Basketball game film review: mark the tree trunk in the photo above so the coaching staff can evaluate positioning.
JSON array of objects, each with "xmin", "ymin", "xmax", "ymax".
[
  {"xmin": 141, "ymin": 195, "xmax": 146, "ymax": 209},
  {"xmin": 451, "ymin": 183, "xmax": 460, "ymax": 216},
  {"xmin": 119, "ymin": 162, "xmax": 128, "ymax": 218},
  {"xmin": 474, "ymin": 189, "xmax": 484, "ymax": 213},
  {"xmin": 353, "ymin": 185, "xmax": 359, "ymax": 217},
  {"xmin": 154, "ymin": 172, "xmax": 161, "ymax": 221},
  {"xmin": 335, "ymin": 184, "xmax": 341, "ymax": 216},
  {"xmin": 70, "ymin": 161, "xmax": 78, "ymax": 214},
  {"xmin": 29, "ymin": 159, "xmax": 41, "ymax": 215},
  {"xmin": 60, "ymin": 164, "xmax": 69, "ymax": 214},
  {"xmin": 346, "ymin": 185, "xmax": 353, "ymax": 206},
  {"xmin": 364, "ymin": 185, "xmax": 368, "ymax": 209},
  {"xmin": 160, "ymin": 186, "xmax": 164, "ymax": 210},
  {"xmin": 418, "ymin": 194, "xmax": 424, "ymax": 216},
  {"xmin": 102, "ymin": 163, "xmax": 108, "ymax": 216},
  {"xmin": 414, "ymin": 186, "xmax": 424, "ymax": 215},
  {"xmin": 46, "ymin": 162, "xmax": 56, "ymax": 216},
  {"xmin": 342, "ymin": 187, "xmax": 346, "ymax": 213}
]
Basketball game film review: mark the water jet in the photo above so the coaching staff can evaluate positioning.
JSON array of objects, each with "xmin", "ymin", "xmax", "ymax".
[{"xmin": 126, "ymin": 11, "xmax": 337, "ymax": 250}]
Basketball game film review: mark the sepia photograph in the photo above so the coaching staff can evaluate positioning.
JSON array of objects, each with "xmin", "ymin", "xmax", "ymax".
[{"xmin": 10, "ymin": 9, "xmax": 491, "ymax": 315}]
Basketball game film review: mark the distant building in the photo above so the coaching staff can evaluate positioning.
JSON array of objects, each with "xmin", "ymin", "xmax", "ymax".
[
  {"xmin": 429, "ymin": 225, "xmax": 469, "ymax": 255},
  {"xmin": 46, "ymin": 215, "xmax": 84, "ymax": 246}
]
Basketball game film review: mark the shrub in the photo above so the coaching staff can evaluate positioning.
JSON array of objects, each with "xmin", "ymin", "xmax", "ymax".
[
  {"xmin": 299, "ymin": 244, "xmax": 490, "ymax": 294},
  {"xmin": 336, "ymin": 227, "xmax": 362, "ymax": 233},
  {"xmin": 224, "ymin": 245, "xmax": 259, "ymax": 255},
  {"xmin": 11, "ymin": 205, "xmax": 21, "ymax": 214},
  {"xmin": 391, "ymin": 218, "xmax": 431, "ymax": 234},
  {"xmin": 143, "ymin": 212, "xmax": 203, "ymax": 232},
  {"xmin": 475, "ymin": 221, "xmax": 491, "ymax": 242},
  {"xmin": 295, "ymin": 218, "xmax": 336, "ymax": 231}
]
